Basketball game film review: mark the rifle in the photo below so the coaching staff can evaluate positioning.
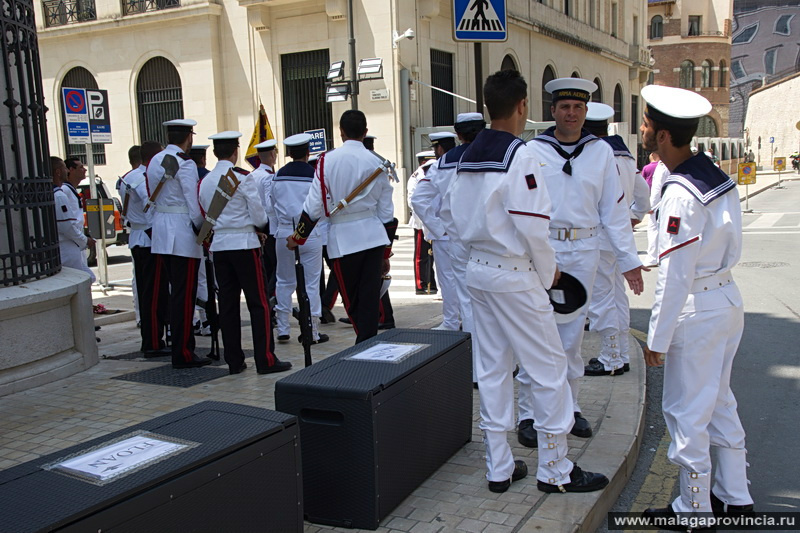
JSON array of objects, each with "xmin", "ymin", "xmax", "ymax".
[
  {"xmin": 200, "ymin": 249, "xmax": 221, "ymax": 360},
  {"xmin": 293, "ymin": 221, "xmax": 313, "ymax": 367}
]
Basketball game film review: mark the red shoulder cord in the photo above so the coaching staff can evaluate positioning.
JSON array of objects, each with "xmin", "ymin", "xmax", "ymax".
[
  {"xmin": 197, "ymin": 179, "xmax": 206, "ymax": 218},
  {"xmin": 318, "ymin": 152, "xmax": 330, "ymax": 217}
]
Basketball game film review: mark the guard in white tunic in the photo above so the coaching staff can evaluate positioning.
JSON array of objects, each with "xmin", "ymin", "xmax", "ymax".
[
  {"xmin": 190, "ymin": 143, "xmax": 211, "ymax": 336},
  {"xmin": 413, "ymin": 113, "xmax": 486, "ymax": 351},
  {"xmin": 407, "ymin": 151, "xmax": 437, "ymax": 294},
  {"xmin": 582, "ymin": 103, "xmax": 651, "ymax": 376},
  {"xmin": 120, "ymin": 141, "xmax": 169, "ymax": 355},
  {"xmin": 272, "ymin": 133, "xmax": 328, "ymax": 345},
  {"xmin": 639, "ymin": 86, "xmax": 754, "ymax": 528},
  {"xmin": 443, "ymin": 70, "xmax": 608, "ymax": 495},
  {"xmin": 146, "ymin": 118, "xmax": 211, "ymax": 369},
  {"xmin": 251, "ymin": 139, "xmax": 279, "ymax": 301},
  {"xmin": 199, "ymin": 131, "xmax": 291, "ymax": 376},
  {"xmin": 412, "ymin": 131, "xmax": 460, "ymax": 330},
  {"xmin": 55, "ymin": 159, "xmax": 96, "ymax": 283},
  {"xmin": 521, "ymin": 78, "xmax": 645, "ymax": 441},
  {"xmin": 288, "ymin": 110, "xmax": 397, "ymax": 344}
]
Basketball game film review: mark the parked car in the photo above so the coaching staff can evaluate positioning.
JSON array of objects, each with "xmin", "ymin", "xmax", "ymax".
[{"xmin": 77, "ymin": 175, "xmax": 129, "ymax": 265}]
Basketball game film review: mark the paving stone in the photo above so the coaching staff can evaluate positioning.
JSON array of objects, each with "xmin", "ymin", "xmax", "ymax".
[{"xmin": 456, "ymin": 518, "xmax": 488, "ymax": 533}]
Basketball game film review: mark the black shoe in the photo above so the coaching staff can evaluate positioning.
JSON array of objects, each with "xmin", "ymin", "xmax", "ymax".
[
  {"xmin": 473, "ymin": 382, "xmax": 479, "ymax": 389},
  {"xmin": 298, "ymin": 333, "xmax": 330, "ymax": 344},
  {"xmin": 258, "ymin": 360, "xmax": 292, "ymax": 374},
  {"xmin": 588, "ymin": 357, "xmax": 630, "ymax": 373},
  {"xmin": 641, "ymin": 505, "xmax": 715, "ymax": 531},
  {"xmin": 229, "ymin": 362, "xmax": 247, "ymax": 375},
  {"xmin": 711, "ymin": 491, "xmax": 754, "ymax": 517},
  {"xmin": 172, "ymin": 357, "xmax": 213, "ymax": 369},
  {"xmin": 584, "ymin": 360, "xmax": 626, "ymax": 376},
  {"xmin": 278, "ymin": 335, "xmax": 291, "ymax": 344},
  {"xmin": 488, "ymin": 460, "xmax": 528, "ymax": 493},
  {"xmin": 95, "ymin": 325, "xmax": 101, "ymax": 331},
  {"xmin": 143, "ymin": 347, "xmax": 171, "ymax": 358},
  {"xmin": 570, "ymin": 412, "xmax": 592, "ymax": 438},
  {"xmin": 517, "ymin": 419, "xmax": 537, "ymax": 448},
  {"xmin": 378, "ymin": 322, "xmax": 396, "ymax": 330},
  {"xmin": 537, "ymin": 464, "xmax": 608, "ymax": 493},
  {"xmin": 321, "ymin": 307, "xmax": 336, "ymax": 324},
  {"xmin": 513, "ymin": 364, "xmax": 519, "ymax": 378},
  {"xmin": 292, "ymin": 307, "xmax": 300, "ymax": 321},
  {"xmin": 338, "ymin": 317, "xmax": 352, "ymax": 325}
]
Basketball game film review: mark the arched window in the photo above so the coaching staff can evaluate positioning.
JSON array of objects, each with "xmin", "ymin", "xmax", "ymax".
[
  {"xmin": 613, "ymin": 84, "xmax": 623, "ymax": 123},
  {"xmin": 542, "ymin": 65, "xmax": 556, "ymax": 121},
  {"xmin": 718, "ymin": 60, "xmax": 727, "ymax": 88},
  {"xmin": 650, "ymin": 15, "xmax": 663, "ymax": 39},
  {"xmin": 701, "ymin": 60, "xmax": 713, "ymax": 88},
  {"xmin": 571, "ymin": 71, "xmax": 580, "ymax": 78},
  {"xmin": 722, "ymin": 143, "xmax": 728, "ymax": 160},
  {"xmin": 136, "ymin": 57, "xmax": 183, "ymax": 145},
  {"xmin": 679, "ymin": 60, "xmax": 695, "ymax": 88},
  {"xmin": 501, "ymin": 54, "xmax": 517, "ymax": 72},
  {"xmin": 60, "ymin": 67, "xmax": 106, "ymax": 165},
  {"xmin": 697, "ymin": 116, "xmax": 718, "ymax": 137},
  {"xmin": 592, "ymin": 77, "xmax": 603, "ymax": 103}
]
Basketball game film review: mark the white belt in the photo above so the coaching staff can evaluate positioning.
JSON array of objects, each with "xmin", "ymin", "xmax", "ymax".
[
  {"xmin": 549, "ymin": 227, "xmax": 597, "ymax": 241},
  {"xmin": 129, "ymin": 223, "xmax": 150, "ymax": 231},
  {"xmin": 155, "ymin": 205, "xmax": 189, "ymax": 214},
  {"xmin": 214, "ymin": 225, "xmax": 256, "ymax": 235},
  {"xmin": 330, "ymin": 210, "xmax": 374, "ymax": 224},
  {"xmin": 469, "ymin": 248, "xmax": 534, "ymax": 272},
  {"xmin": 690, "ymin": 272, "xmax": 733, "ymax": 293}
]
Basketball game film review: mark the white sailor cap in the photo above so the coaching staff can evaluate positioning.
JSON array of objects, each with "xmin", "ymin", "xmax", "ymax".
[
  {"xmin": 641, "ymin": 85, "xmax": 711, "ymax": 127},
  {"xmin": 585, "ymin": 102, "xmax": 614, "ymax": 123},
  {"xmin": 456, "ymin": 112, "xmax": 484, "ymax": 123},
  {"xmin": 416, "ymin": 150, "xmax": 435, "ymax": 159},
  {"xmin": 308, "ymin": 153, "xmax": 319, "ymax": 163},
  {"xmin": 284, "ymin": 133, "xmax": 313, "ymax": 147},
  {"xmin": 208, "ymin": 131, "xmax": 242, "ymax": 147},
  {"xmin": 365, "ymin": 135, "xmax": 377, "ymax": 140},
  {"xmin": 162, "ymin": 118, "xmax": 197, "ymax": 133},
  {"xmin": 430, "ymin": 132, "xmax": 457, "ymax": 142},
  {"xmin": 690, "ymin": 146, "xmax": 699, "ymax": 154},
  {"xmin": 254, "ymin": 139, "xmax": 277, "ymax": 152},
  {"xmin": 189, "ymin": 144, "xmax": 209, "ymax": 155},
  {"xmin": 544, "ymin": 78, "xmax": 597, "ymax": 103}
]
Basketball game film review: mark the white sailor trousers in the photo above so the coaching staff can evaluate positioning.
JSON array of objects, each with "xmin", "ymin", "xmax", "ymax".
[
  {"xmin": 587, "ymin": 249, "xmax": 631, "ymax": 367},
  {"xmin": 470, "ymin": 286, "xmax": 574, "ymax": 484},
  {"xmin": 59, "ymin": 241, "xmax": 95, "ymax": 283},
  {"xmin": 275, "ymin": 233, "xmax": 323, "ymax": 335},
  {"xmin": 448, "ymin": 242, "xmax": 478, "ymax": 381},
  {"xmin": 663, "ymin": 294, "xmax": 752, "ymax": 512},
  {"xmin": 432, "ymin": 239, "xmax": 460, "ymax": 330}
]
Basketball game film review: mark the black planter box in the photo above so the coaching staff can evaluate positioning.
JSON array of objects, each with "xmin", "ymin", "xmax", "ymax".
[
  {"xmin": 0, "ymin": 401, "xmax": 302, "ymax": 533},
  {"xmin": 275, "ymin": 328, "xmax": 473, "ymax": 530}
]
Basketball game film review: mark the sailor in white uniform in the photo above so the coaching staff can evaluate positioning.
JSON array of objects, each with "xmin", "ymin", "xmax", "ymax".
[
  {"xmin": 271, "ymin": 133, "xmax": 328, "ymax": 345},
  {"xmin": 119, "ymin": 141, "xmax": 169, "ymax": 355},
  {"xmin": 639, "ymin": 86, "xmax": 754, "ymax": 527},
  {"xmin": 199, "ymin": 131, "xmax": 291, "ymax": 376},
  {"xmin": 407, "ymin": 151, "xmax": 437, "ymax": 294},
  {"xmin": 582, "ymin": 103, "xmax": 651, "ymax": 376},
  {"xmin": 251, "ymin": 139, "xmax": 279, "ymax": 301},
  {"xmin": 146, "ymin": 118, "xmax": 211, "ymax": 369},
  {"xmin": 288, "ymin": 110, "xmax": 397, "ymax": 344},
  {"xmin": 521, "ymin": 78, "xmax": 645, "ymax": 441},
  {"xmin": 646, "ymin": 159, "xmax": 671, "ymax": 266},
  {"xmin": 53, "ymin": 157, "xmax": 96, "ymax": 282},
  {"xmin": 190, "ymin": 144, "xmax": 212, "ymax": 336},
  {"xmin": 412, "ymin": 131, "xmax": 460, "ymax": 330},
  {"xmin": 443, "ymin": 69, "xmax": 609, "ymax": 495}
]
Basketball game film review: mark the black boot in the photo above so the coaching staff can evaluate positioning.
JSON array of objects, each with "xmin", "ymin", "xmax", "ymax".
[
  {"xmin": 517, "ymin": 419, "xmax": 537, "ymax": 448},
  {"xmin": 537, "ymin": 464, "xmax": 608, "ymax": 493},
  {"xmin": 570, "ymin": 412, "xmax": 592, "ymax": 438},
  {"xmin": 488, "ymin": 460, "xmax": 528, "ymax": 493}
]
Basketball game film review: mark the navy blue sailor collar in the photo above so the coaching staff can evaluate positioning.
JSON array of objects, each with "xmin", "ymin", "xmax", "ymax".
[
  {"xmin": 276, "ymin": 160, "xmax": 315, "ymax": 180},
  {"xmin": 439, "ymin": 143, "xmax": 470, "ymax": 170},
  {"xmin": 456, "ymin": 129, "xmax": 524, "ymax": 174},
  {"xmin": 662, "ymin": 153, "xmax": 736, "ymax": 206},
  {"xmin": 601, "ymin": 135, "xmax": 634, "ymax": 160},
  {"xmin": 532, "ymin": 126, "xmax": 599, "ymax": 175}
]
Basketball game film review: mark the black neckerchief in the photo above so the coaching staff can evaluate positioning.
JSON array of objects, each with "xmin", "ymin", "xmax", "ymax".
[
  {"xmin": 663, "ymin": 153, "xmax": 736, "ymax": 206},
  {"xmin": 63, "ymin": 182, "xmax": 81, "ymax": 202},
  {"xmin": 532, "ymin": 126, "xmax": 598, "ymax": 175}
]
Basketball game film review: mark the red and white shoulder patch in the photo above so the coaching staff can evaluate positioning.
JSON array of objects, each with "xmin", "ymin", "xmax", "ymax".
[
  {"xmin": 666, "ymin": 216, "xmax": 681, "ymax": 235},
  {"xmin": 525, "ymin": 173, "xmax": 537, "ymax": 190}
]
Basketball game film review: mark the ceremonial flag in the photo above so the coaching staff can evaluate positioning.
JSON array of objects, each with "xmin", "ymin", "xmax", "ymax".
[{"xmin": 245, "ymin": 103, "xmax": 275, "ymax": 169}]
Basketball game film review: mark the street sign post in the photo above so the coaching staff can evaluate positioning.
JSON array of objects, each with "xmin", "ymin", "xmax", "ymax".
[
  {"xmin": 62, "ymin": 87, "xmax": 113, "ymax": 287},
  {"xmin": 773, "ymin": 156, "xmax": 786, "ymax": 189},
  {"xmin": 738, "ymin": 162, "xmax": 756, "ymax": 213},
  {"xmin": 453, "ymin": 0, "xmax": 507, "ymax": 41},
  {"xmin": 304, "ymin": 129, "xmax": 327, "ymax": 154}
]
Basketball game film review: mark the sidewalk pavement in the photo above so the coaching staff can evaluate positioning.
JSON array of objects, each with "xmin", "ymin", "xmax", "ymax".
[{"xmin": 0, "ymin": 281, "xmax": 646, "ymax": 533}]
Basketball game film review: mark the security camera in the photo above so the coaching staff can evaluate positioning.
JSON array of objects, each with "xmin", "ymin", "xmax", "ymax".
[
  {"xmin": 393, "ymin": 28, "xmax": 415, "ymax": 47},
  {"xmin": 404, "ymin": 29, "xmax": 415, "ymax": 40}
]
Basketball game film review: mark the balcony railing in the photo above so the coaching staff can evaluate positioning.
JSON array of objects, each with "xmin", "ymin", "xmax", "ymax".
[
  {"xmin": 683, "ymin": 30, "xmax": 725, "ymax": 38},
  {"xmin": 42, "ymin": 0, "xmax": 97, "ymax": 27},
  {"xmin": 122, "ymin": 0, "xmax": 180, "ymax": 16}
]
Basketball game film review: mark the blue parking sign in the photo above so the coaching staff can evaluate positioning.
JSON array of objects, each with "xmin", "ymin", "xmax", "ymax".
[
  {"xmin": 453, "ymin": 0, "xmax": 507, "ymax": 42},
  {"xmin": 304, "ymin": 128, "xmax": 327, "ymax": 154}
]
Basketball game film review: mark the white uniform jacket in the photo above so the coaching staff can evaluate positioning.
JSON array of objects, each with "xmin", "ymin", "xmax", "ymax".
[
  {"xmin": 198, "ymin": 161, "xmax": 266, "ymax": 253},
  {"xmin": 648, "ymin": 154, "xmax": 742, "ymax": 353},
  {"xmin": 407, "ymin": 162, "xmax": 433, "ymax": 234},
  {"xmin": 271, "ymin": 161, "xmax": 318, "ymax": 239},
  {"xmin": 146, "ymin": 144, "xmax": 204, "ymax": 259},
  {"xmin": 526, "ymin": 128, "xmax": 641, "ymax": 273},
  {"xmin": 301, "ymin": 140, "xmax": 393, "ymax": 259},
  {"xmin": 411, "ymin": 143, "xmax": 470, "ymax": 241},
  {"xmin": 443, "ymin": 128, "xmax": 557, "ymax": 293},
  {"xmin": 649, "ymin": 161, "xmax": 670, "ymax": 211},
  {"xmin": 120, "ymin": 165, "xmax": 153, "ymax": 249},
  {"xmin": 55, "ymin": 183, "xmax": 88, "ymax": 250},
  {"xmin": 251, "ymin": 163, "xmax": 278, "ymax": 235}
]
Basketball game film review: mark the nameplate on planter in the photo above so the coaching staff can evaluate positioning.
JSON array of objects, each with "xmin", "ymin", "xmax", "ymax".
[
  {"xmin": 347, "ymin": 342, "xmax": 428, "ymax": 363},
  {"xmin": 44, "ymin": 432, "xmax": 199, "ymax": 485}
]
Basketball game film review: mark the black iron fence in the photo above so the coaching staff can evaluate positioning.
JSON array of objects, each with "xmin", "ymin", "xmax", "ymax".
[
  {"xmin": 1, "ymin": 0, "xmax": 60, "ymax": 285},
  {"xmin": 122, "ymin": 0, "xmax": 180, "ymax": 16},
  {"xmin": 42, "ymin": 0, "xmax": 96, "ymax": 28}
]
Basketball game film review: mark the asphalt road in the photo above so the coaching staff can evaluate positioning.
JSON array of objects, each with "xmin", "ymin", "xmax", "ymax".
[{"xmin": 599, "ymin": 179, "xmax": 800, "ymax": 532}]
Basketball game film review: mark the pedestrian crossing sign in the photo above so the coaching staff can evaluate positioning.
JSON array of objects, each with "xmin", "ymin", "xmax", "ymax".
[{"xmin": 453, "ymin": 0, "xmax": 507, "ymax": 42}]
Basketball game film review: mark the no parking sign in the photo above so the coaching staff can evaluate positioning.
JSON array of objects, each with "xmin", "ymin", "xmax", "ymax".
[{"xmin": 62, "ymin": 87, "xmax": 90, "ymax": 144}]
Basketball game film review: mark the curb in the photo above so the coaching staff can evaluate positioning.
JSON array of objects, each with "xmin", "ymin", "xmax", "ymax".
[{"xmin": 94, "ymin": 310, "xmax": 135, "ymax": 326}]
